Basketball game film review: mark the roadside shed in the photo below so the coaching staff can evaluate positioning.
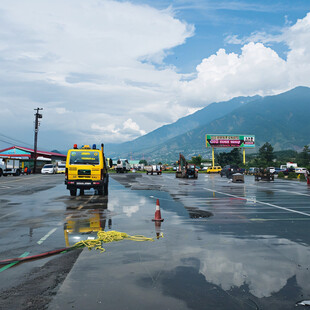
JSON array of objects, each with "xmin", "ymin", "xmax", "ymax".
[{"xmin": 0, "ymin": 146, "xmax": 66, "ymax": 172}]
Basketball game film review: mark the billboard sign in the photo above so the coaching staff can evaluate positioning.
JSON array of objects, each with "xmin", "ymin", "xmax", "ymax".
[{"xmin": 206, "ymin": 134, "xmax": 255, "ymax": 148}]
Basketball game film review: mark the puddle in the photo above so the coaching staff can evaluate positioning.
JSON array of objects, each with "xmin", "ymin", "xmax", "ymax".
[{"xmin": 186, "ymin": 207, "xmax": 213, "ymax": 219}]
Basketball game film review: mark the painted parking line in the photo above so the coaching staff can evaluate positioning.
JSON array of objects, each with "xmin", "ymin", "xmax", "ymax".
[
  {"xmin": 204, "ymin": 188, "xmax": 310, "ymax": 218},
  {"xmin": 64, "ymin": 195, "xmax": 96, "ymax": 221},
  {"xmin": 37, "ymin": 227, "xmax": 58, "ymax": 245},
  {"xmin": 250, "ymin": 218, "xmax": 310, "ymax": 221},
  {"xmin": 77, "ymin": 195, "xmax": 95, "ymax": 210}
]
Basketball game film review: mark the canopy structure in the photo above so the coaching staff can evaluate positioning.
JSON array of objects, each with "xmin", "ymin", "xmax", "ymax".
[{"xmin": 0, "ymin": 146, "xmax": 66, "ymax": 161}]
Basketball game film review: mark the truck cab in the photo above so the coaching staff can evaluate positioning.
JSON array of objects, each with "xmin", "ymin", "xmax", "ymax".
[
  {"xmin": 116, "ymin": 159, "xmax": 130, "ymax": 173},
  {"xmin": 65, "ymin": 144, "xmax": 109, "ymax": 196}
]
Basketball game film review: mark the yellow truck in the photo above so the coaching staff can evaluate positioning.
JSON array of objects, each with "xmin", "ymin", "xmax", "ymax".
[{"xmin": 65, "ymin": 144, "xmax": 109, "ymax": 196}]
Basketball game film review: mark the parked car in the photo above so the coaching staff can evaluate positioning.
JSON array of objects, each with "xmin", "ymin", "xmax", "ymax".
[
  {"xmin": 206, "ymin": 166, "xmax": 222, "ymax": 173},
  {"xmin": 295, "ymin": 167, "xmax": 308, "ymax": 174},
  {"xmin": 220, "ymin": 165, "xmax": 242, "ymax": 178},
  {"xmin": 274, "ymin": 167, "xmax": 286, "ymax": 174},
  {"xmin": 281, "ymin": 167, "xmax": 295, "ymax": 176},
  {"xmin": 41, "ymin": 164, "xmax": 56, "ymax": 174}
]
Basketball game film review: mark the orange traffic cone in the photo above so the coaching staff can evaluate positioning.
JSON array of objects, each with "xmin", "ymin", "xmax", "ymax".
[
  {"xmin": 152, "ymin": 199, "xmax": 164, "ymax": 222},
  {"xmin": 154, "ymin": 221, "xmax": 162, "ymax": 239}
]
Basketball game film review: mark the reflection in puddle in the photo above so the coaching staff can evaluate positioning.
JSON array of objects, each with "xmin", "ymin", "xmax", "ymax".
[{"xmin": 64, "ymin": 197, "xmax": 112, "ymax": 246}]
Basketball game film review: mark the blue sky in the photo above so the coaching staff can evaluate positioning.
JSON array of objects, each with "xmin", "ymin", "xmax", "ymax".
[
  {"xmin": 0, "ymin": 0, "xmax": 309, "ymax": 151},
  {"xmin": 129, "ymin": 0, "xmax": 310, "ymax": 70}
]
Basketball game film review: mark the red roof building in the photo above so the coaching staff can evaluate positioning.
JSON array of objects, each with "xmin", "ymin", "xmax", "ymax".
[{"xmin": 0, "ymin": 146, "xmax": 66, "ymax": 160}]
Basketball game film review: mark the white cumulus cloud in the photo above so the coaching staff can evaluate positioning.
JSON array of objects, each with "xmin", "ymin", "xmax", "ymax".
[
  {"xmin": 0, "ymin": 1, "xmax": 310, "ymax": 150},
  {"xmin": 181, "ymin": 12, "xmax": 310, "ymax": 105}
]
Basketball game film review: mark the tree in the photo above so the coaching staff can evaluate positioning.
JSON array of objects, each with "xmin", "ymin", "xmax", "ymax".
[
  {"xmin": 139, "ymin": 159, "xmax": 148, "ymax": 165},
  {"xmin": 297, "ymin": 145, "xmax": 310, "ymax": 167},
  {"xmin": 191, "ymin": 155, "xmax": 202, "ymax": 166},
  {"xmin": 258, "ymin": 142, "xmax": 274, "ymax": 166},
  {"xmin": 216, "ymin": 148, "xmax": 242, "ymax": 167}
]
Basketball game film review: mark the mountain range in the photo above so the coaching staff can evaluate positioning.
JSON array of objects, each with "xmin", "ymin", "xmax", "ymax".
[{"xmin": 106, "ymin": 86, "xmax": 310, "ymax": 162}]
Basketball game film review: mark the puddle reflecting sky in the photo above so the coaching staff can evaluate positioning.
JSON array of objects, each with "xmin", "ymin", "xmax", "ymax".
[{"xmin": 52, "ymin": 175, "xmax": 310, "ymax": 309}]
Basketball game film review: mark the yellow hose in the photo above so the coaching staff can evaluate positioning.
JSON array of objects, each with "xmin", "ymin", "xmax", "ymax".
[{"xmin": 72, "ymin": 230, "xmax": 154, "ymax": 253}]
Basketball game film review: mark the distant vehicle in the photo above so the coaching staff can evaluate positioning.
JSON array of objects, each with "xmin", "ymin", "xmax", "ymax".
[
  {"xmin": 175, "ymin": 154, "xmax": 198, "ymax": 179},
  {"xmin": 254, "ymin": 168, "xmax": 274, "ymax": 181},
  {"xmin": 248, "ymin": 167, "xmax": 257, "ymax": 175},
  {"xmin": 220, "ymin": 165, "xmax": 242, "ymax": 178},
  {"xmin": 116, "ymin": 159, "xmax": 130, "ymax": 173},
  {"xmin": 0, "ymin": 159, "xmax": 21, "ymax": 176},
  {"xmin": 41, "ymin": 164, "xmax": 56, "ymax": 174},
  {"xmin": 274, "ymin": 167, "xmax": 286, "ymax": 174},
  {"xmin": 267, "ymin": 167, "xmax": 276, "ymax": 174},
  {"xmin": 286, "ymin": 162, "xmax": 298, "ymax": 169},
  {"xmin": 186, "ymin": 164, "xmax": 198, "ymax": 179},
  {"xmin": 295, "ymin": 167, "xmax": 308, "ymax": 174},
  {"xmin": 206, "ymin": 166, "xmax": 222, "ymax": 173},
  {"xmin": 56, "ymin": 162, "xmax": 66, "ymax": 174},
  {"xmin": 145, "ymin": 165, "xmax": 162, "ymax": 175},
  {"xmin": 281, "ymin": 167, "xmax": 295, "ymax": 176}
]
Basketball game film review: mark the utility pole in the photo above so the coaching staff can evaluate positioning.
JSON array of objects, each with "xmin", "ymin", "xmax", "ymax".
[{"xmin": 33, "ymin": 108, "xmax": 43, "ymax": 173}]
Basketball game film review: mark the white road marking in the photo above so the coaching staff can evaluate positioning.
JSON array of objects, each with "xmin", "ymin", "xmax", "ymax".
[
  {"xmin": 0, "ymin": 175, "xmax": 42, "ymax": 184},
  {"xmin": 250, "ymin": 184, "xmax": 310, "ymax": 197},
  {"xmin": 77, "ymin": 195, "xmax": 95, "ymax": 210},
  {"xmin": 250, "ymin": 218, "xmax": 310, "ymax": 221},
  {"xmin": 0, "ymin": 210, "xmax": 19, "ymax": 220},
  {"xmin": 37, "ymin": 227, "xmax": 58, "ymax": 245},
  {"xmin": 204, "ymin": 188, "xmax": 310, "ymax": 217}
]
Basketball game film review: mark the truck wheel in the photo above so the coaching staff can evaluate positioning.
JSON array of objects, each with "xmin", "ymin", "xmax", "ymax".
[
  {"xmin": 70, "ymin": 189, "xmax": 77, "ymax": 196},
  {"xmin": 15, "ymin": 169, "xmax": 21, "ymax": 176},
  {"xmin": 98, "ymin": 188, "xmax": 104, "ymax": 195},
  {"xmin": 80, "ymin": 189, "xmax": 84, "ymax": 196},
  {"xmin": 0, "ymin": 169, "xmax": 2, "ymax": 177},
  {"xmin": 3, "ymin": 174, "xmax": 7, "ymax": 177},
  {"xmin": 104, "ymin": 183, "xmax": 108, "ymax": 196}
]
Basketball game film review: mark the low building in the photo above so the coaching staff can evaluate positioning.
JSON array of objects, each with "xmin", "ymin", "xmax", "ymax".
[{"xmin": 0, "ymin": 146, "xmax": 66, "ymax": 172}]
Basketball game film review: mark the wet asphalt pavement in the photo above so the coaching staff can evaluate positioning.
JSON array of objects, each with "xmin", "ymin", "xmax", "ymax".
[{"xmin": 1, "ymin": 173, "xmax": 310, "ymax": 309}]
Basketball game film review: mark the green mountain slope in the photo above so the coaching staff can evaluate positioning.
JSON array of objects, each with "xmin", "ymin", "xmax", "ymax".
[
  {"xmin": 121, "ymin": 86, "xmax": 310, "ymax": 162},
  {"xmin": 106, "ymin": 95, "xmax": 259, "ymax": 157}
]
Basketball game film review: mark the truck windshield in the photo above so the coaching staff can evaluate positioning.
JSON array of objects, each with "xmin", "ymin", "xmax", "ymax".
[{"xmin": 69, "ymin": 151, "xmax": 100, "ymax": 165}]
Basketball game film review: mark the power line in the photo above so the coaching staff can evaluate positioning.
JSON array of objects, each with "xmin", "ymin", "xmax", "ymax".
[
  {"xmin": 0, "ymin": 138, "xmax": 17, "ymax": 147},
  {"xmin": 0, "ymin": 133, "xmax": 33, "ymax": 148}
]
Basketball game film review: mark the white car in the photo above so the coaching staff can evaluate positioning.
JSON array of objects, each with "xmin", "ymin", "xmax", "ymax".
[
  {"xmin": 41, "ymin": 164, "xmax": 55, "ymax": 174},
  {"xmin": 267, "ymin": 167, "xmax": 275, "ymax": 174},
  {"xmin": 295, "ymin": 167, "xmax": 307, "ymax": 174}
]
